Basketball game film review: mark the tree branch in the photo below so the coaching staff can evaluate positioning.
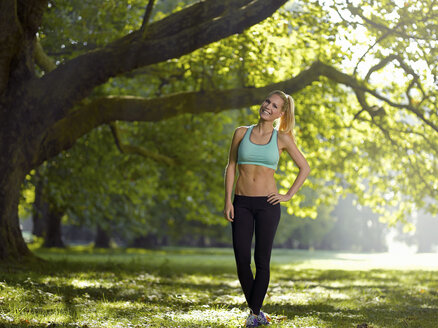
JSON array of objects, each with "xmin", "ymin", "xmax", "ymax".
[
  {"xmin": 347, "ymin": 3, "xmax": 434, "ymax": 41},
  {"xmin": 143, "ymin": 0, "xmax": 253, "ymax": 40},
  {"xmin": 140, "ymin": 0, "xmax": 155, "ymax": 36},
  {"xmin": 24, "ymin": 0, "xmax": 288, "ymax": 139},
  {"xmin": 367, "ymin": 117, "xmax": 437, "ymax": 198},
  {"xmin": 354, "ymin": 86, "xmax": 437, "ymax": 133},
  {"xmin": 360, "ymin": 117, "xmax": 438, "ymax": 154},
  {"xmin": 351, "ymin": 54, "xmax": 436, "ymax": 133},
  {"xmin": 35, "ymin": 60, "xmax": 438, "ymax": 167},
  {"xmin": 35, "ymin": 61, "xmax": 320, "ymax": 167},
  {"xmin": 365, "ymin": 54, "xmax": 418, "ymax": 82},
  {"xmin": 34, "ymin": 37, "xmax": 56, "ymax": 73},
  {"xmin": 108, "ymin": 121, "xmax": 175, "ymax": 165},
  {"xmin": 353, "ymin": 30, "xmax": 391, "ymax": 77}
]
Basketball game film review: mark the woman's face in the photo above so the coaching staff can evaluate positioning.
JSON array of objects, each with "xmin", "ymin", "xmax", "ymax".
[{"xmin": 259, "ymin": 94, "xmax": 285, "ymax": 121}]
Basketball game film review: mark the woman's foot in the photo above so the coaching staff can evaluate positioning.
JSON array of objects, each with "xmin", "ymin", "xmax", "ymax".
[
  {"xmin": 257, "ymin": 311, "xmax": 271, "ymax": 326},
  {"xmin": 245, "ymin": 312, "xmax": 259, "ymax": 327}
]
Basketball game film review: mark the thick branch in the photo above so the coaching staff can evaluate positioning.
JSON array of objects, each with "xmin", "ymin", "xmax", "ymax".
[
  {"xmin": 35, "ymin": 60, "xmax": 437, "ymax": 167},
  {"xmin": 108, "ymin": 122, "xmax": 175, "ymax": 165},
  {"xmin": 143, "ymin": 0, "xmax": 253, "ymax": 40},
  {"xmin": 25, "ymin": 0, "xmax": 287, "ymax": 138},
  {"xmin": 35, "ymin": 61, "xmax": 320, "ymax": 167}
]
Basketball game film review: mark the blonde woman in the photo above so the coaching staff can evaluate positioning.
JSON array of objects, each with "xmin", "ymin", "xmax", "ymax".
[{"xmin": 224, "ymin": 90, "xmax": 310, "ymax": 327}]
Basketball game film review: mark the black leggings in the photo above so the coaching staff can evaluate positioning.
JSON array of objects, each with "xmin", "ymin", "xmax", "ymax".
[{"xmin": 231, "ymin": 194, "xmax": 281, "ymax": 315}]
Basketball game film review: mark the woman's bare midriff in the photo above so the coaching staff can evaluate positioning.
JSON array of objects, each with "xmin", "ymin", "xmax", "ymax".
[{"xmin": 235, "ymin": 164, "xmax": 278, "ymax": 196}]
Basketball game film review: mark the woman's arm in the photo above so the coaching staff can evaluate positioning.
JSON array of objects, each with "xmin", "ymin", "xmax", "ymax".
[
  {"xmin": 267, "ymin": 132, "xmax": 311, "ymax": 205},
  {"xmin": 224, "ymin": 127, "xmax": 245, "ymax": 222}
]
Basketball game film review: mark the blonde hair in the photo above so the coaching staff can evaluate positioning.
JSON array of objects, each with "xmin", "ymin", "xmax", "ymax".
[{"xmin": 268, "ymin": 90, "xmax": 296, "ymax": 143}]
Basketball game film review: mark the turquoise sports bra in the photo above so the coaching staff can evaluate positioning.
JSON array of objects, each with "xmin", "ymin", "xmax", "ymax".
[{"xmin": 237, "ymin": 124, "xmax": 280, "ymax": 170}]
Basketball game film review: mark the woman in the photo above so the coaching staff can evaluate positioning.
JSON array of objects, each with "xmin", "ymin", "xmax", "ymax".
[{"xmin": 223, "ymin": 90, "xmax": 310, "ymax": 327}]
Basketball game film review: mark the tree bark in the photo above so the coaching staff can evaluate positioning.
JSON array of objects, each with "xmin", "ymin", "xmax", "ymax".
[
  {"xmin": 94, "ymin": 224, "xmax": 111, "ymax": 249},
  {"xmin": 131, "ymin": 234, "xmax": 159, "ymax": 248},
  {"xmin": 32, "ymin": 168, "xmax": 48, "ymax": 237},
  {"xmin": 42, "ymin": 206, "xmax": 65, "ymax": 248},
  {"xmin": 0, "ymin": 165, "xmax": 34, "ymax": 261}
]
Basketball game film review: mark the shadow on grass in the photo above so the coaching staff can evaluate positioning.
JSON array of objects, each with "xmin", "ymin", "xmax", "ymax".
[{"xmin": 1, "ymin": 248, "xmax": 437, "ymax": 327}]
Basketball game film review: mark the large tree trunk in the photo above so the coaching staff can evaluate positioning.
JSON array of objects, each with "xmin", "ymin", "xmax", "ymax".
[
  {"xmin": 0, "ymin": 95, "xmax": 46, "ymax": 261},
  {"xmin": 0, "ymin": 165, "xmax": 34, "ymax": 261},
  {"xmin": 0, "ymin": 0, "xmax": 47, "ymax": 263}
]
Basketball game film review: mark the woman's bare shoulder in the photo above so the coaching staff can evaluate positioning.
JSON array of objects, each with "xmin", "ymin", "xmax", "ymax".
[
  {"xmin": 277, "ymin": 130, "xmax": 296, "ymax": 148},
  {"xmin": 234, "ymin": 125, "xmax": 250, "ymax": 137},
  {"xmin": 278, "ymin": 130, "xmax": 294, "ymax": 139}
]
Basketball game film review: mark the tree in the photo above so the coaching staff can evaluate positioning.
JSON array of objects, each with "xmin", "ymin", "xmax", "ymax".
[
  {"xmin": 0, "ymin": 0, "xmax": 289, "ymax": 262},
  {"xmin": 1, "ymin": 0, "xmax": 436, "ymax": 262}
]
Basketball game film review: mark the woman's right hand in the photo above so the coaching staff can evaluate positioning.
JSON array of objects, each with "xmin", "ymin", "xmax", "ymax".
[{"xmin": 223, "ymin": 202, "xmax": 234, "ymax": 222}]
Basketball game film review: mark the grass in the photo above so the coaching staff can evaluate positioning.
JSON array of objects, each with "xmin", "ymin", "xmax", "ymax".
[{"xmin": 0, "ymin": 246, "xmax": 438, "ymax": 328}]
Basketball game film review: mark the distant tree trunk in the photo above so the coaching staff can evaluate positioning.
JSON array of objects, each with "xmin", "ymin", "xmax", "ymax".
[
  {"xmin": 43, "ymin": 207, "xmax": 65, "ymax": 248},
  {"xmin": 198, "ymin": 235, "xmax": 207, "ymax": 247},
  {"xmin": 94, "ymin": 223, "xmax": 111, "ymax": 248},
  {"xmin": 284, "ymin": 238, "xmax": 294, "ymax": 249},
  {"xmin": 161, "ymin": 235, "xmax": 169, "ymax": 246},
  {"xmin": 297, "ymin": 242, "xmax": 307, "ymax": 250},
  {"xmin": 131, "ymin": 234, "xmax": 158, "ymax": 248},
  {"xmin": 32, "ymin": 170, "xmax": 48, "ymax": 237}
]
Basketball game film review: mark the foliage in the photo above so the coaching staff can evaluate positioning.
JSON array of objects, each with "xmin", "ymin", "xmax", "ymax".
[
  {"xmin": 30, "ymin": 1, "xmax": 339, "ymax": 236},
  {"xmin": 35, "ymin": 125, "xmax": 159, "ymax": 235},
  {"xmin": 1, "ymin": 247, "xmax": 438, "ymax": 327},
  {"xmin": 18, "ymin": 0, "xmax": 437, "ymax": 247},
  {"xmin": 29, "ymin": 0, "xmax": 242, "ymax": 240},
  {"xmin": 322, "ymin": 0, "xmax": 438, "ymax": 224}
]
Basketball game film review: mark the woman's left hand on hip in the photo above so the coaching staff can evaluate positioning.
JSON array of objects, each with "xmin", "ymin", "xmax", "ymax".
[{"xmin": 267, "ymin": 192, "xmax": 292, "ymax": 205}]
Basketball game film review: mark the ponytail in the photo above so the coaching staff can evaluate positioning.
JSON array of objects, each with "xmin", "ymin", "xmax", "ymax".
[{"xmin": 268, "ymin": 91, "xmax": 296, "ymax": 143}]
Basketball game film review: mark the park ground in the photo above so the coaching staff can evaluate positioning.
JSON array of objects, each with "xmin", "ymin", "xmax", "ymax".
[{"xmin": 1, "ymin": 246, "xmax": 438, "ymax": 328}]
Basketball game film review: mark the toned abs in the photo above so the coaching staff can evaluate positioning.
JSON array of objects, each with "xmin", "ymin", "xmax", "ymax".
[{"xmin": 235, "ymin": 164, "xmax": 279, "ymax": 196}]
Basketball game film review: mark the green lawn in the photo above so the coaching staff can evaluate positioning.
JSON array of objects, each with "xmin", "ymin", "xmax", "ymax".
[{"xmin": 1, "ymin": 246, "xmax": 438, "ymax": 328}]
